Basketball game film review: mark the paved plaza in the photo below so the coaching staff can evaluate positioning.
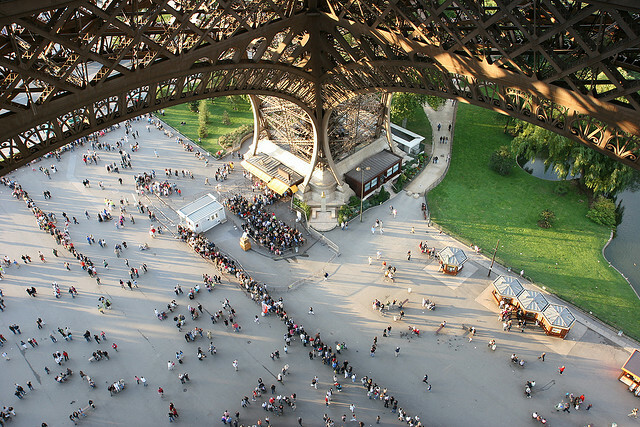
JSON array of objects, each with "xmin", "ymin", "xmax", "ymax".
[{"xmin": 1, "ymin": 117, "xmax": 640, "ymax": 427}]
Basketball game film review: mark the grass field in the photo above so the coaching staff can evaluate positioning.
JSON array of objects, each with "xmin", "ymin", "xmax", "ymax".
[
  {"xmin": 161, "ymin": 97, "xmax": 254, "ymax": 153},
  {"xmin": 428, "ymin": 103, "xmax": 640, "ymax": 339}
]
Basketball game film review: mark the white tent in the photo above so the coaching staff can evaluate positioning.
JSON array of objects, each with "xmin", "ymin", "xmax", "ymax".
[{"xmin": 177, "ymin": 193, "xmax": 226, "ymax": 233}]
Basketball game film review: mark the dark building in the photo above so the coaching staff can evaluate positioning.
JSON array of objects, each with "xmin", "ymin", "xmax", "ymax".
[{"xmin": 344, "ymin": 150, "xmax": 403, "ymax": 198}]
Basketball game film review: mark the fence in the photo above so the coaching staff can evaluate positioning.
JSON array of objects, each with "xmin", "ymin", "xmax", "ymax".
[{"xmin": 291, "ymin": 203, "xmax": 341, "ymax": 255}]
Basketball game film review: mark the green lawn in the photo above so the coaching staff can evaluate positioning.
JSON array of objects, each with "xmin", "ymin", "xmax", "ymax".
[
  {"xmin": 429, "ymin": 103, "xmax": 640, "ymax": 339},
  {"xmin": 161, "ymin": 97, "xmax": 254, "ymax": 153}
]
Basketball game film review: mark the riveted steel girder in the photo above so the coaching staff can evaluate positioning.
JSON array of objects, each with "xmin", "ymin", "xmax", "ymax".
[{"xmin": 0, "ymin": 0, "xmax": 639, "ymax": 175}]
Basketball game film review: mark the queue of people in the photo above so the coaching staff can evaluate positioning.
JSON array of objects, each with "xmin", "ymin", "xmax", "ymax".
[{"xmin": 225, "ymin": 194, "xmax": 305, "ymax": 254}]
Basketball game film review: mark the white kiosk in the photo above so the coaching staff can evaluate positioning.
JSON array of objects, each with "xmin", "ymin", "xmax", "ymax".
[{"xmin": 177, "ymin": 193, "xmax": 226, "ymax": 233}]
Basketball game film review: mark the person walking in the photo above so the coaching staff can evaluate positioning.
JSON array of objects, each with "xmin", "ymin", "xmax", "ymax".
[
  {"xmin": 538, "ymin": 352, "xmax": 546, "ymax": 361},
  {"xmin": 558, "ymin": 365, "xmax": 565, "ymax": 375},
  {"xmin": 395, "ymin": 347, "xmax": 400, "ymax": 357},
  {"xmin": 629, "ymin": 408, "xmax": 639, "ymax": 418},
  {"xmin": 233, "ymin": 359, "xmax": 238, "ymax": 371}
]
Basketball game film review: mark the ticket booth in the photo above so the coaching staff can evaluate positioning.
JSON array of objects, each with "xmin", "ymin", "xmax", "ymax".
[
  {"xmin": 437, "ymin": 246, "xmax": 467, "ymax": 276},
  {"xmin": 620, "ymin": 350, "xmax": 640, "ymax": 395},
  {"xmin": 540, "ymin": 304, "xmax": 575, "ymax": 339},
  {"xmin": 515, "ymin": 289, "xmax": 549, "ymax": 321},
  {"xmin": 491, "ymin": 276, "xmax": 525, "ymax": 304}
]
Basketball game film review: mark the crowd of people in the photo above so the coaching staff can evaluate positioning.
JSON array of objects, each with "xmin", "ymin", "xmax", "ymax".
[
  {"xmin": 134, "ymin": 172, "xmax": 181, "ymax": 197},
  {"xmin": 177, "ymin": 215, "xmax": 423, "ymax": 426},
  {"xmin": 224, "ymin": 194, "xmax": 305, "ymax": 254},
  {"xmin": 2, "ymin": 177, "xmax": 101, "ymax": 283}
]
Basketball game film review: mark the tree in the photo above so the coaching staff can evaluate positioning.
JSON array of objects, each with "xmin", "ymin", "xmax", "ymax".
[
  {"xmin": 227, "ymin": 95, "xmax": 247, "ymax": 111},
  {"xmin": 511, "ymin": 121, "xmax": 637, "ymax": 196},
  {"xmin": 390, "ymin": 93, "xmax": 427, "ymax": 126},
  {"xmin": 198, "ymin": 100, "xmax": 209, "ymax": 125},
  {"xmin": 488, "ymin": 146, "xmax": 514, "ymax": 175},
  {"xmin": 425, "ymin": 95, "xmax": 446, "ymax": 111},
  {"xmin": 188, "ymin": 100, "xmax": 199, "ymax": 113},
  {"xmin": 586, "ymin": 196, "xmax": 617, "ymax": 228},
  {"xmin": 222, "ymin": 110, "xmax": 231, "ymax": 126},
  {"xmin": 198, "ymin": 99, "xmax": 209, "ymax": 139}
]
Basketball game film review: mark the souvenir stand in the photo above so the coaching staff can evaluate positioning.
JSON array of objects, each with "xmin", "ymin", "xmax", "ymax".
[
  {"xmin": 540, "ymin": 304, "xmax": 575, "ymax": 338},
  {"xmin": 437, "ymin": 246, "xmax": 467, "ymax": 276},
  {"xmin": 491, "ymin": 276, "xmax": 525, "ymax": 304},
  {"xmin": 516, "ymin": 289, "xmax": 549, "ymax": 321},
  {"xmin": 620, "ymin": 350, "xmax": 640, "ymax": 396}
]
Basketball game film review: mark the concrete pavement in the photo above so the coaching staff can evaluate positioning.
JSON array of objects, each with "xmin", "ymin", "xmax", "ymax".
[
  {"xmin": 405, "ymin": 101, "xmax": 456, "ymax": 195},
  {"xmin": 0, "ymin": 114, "xmax": 638, "ymax": 427}
]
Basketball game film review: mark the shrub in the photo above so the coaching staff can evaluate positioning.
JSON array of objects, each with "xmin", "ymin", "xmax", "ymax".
[
  {"xmin": 337, "ymin": 204, "xmax": 358, "ymax": 224},
  {"xmin": 376, "ymin": 186, "xmax": 390, "ymax": 204},
  {"xmin": 586, "ymin": 196, "xmax": 617, "ymax": 228},
  {"xmin": 348, "ymin": 196, "xmax": 360, "ymax": 207},
  {"xmin": 538, "ymin": 209, "xmax": 556, "ymax": 228},
  {"xmin": 292, "ymin": 198, "xmax": 311, "ymax": 220},
  {"xmin": 392, "ymin": 173, "xmax": 408, "ymax": 192},
  {"xmin": 554, "ymin": 181, "xmax": 571, "ymax": 196},
  {"xmin": 218, "ymin": 124, "xmax": 253, "ymax": 148},
  {"xmin": 188, "ymin": 100, "xmax": 199, "ymax": 113},
  {"xmin": 489, "ymin": 146, "xmax": 514, "ymax": 176}
]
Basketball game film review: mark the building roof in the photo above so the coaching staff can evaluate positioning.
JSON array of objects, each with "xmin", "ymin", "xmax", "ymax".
[
  {"xmin": 345, "ymin": 150, "xmax": 403, "ymax": 183},
  {"xmin": 438, "ymin": 246, "xmax": 468, "ymax": 267},
  {"xmin": 542, "ymin": 304, "xmax": 576, "ymax": 328},
  {"xmin": 492, "ymin": 276, "xmax": 525, "ymax": 298},
  {"xmin": 245, "ymin": 153, "xmax": 303, "ymax": 186},
  {"xmin": 517, "ymin": 289, "xmax": 549, "ymax": 313},
  {"xmin": 623, "ymin": 350, "xmax": 640, "ymax": 377},
  {"xmin": 177, "ymin": 193, "xmax": 223, "ymax": 224},
  {"xmin": 390, "ymin": 123, "xmax": 425, "ymax": 149}
]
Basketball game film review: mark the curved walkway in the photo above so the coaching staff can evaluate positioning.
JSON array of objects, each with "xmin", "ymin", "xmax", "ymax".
[{"xmin": 405, "ymin": 100, "xmax": 457, "ymax": 194}]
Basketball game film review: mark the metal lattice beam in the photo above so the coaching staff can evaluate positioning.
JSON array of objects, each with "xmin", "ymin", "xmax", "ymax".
[{"xmin": 0, "ymin": 0, "xmax": 639, "ymax": 175}]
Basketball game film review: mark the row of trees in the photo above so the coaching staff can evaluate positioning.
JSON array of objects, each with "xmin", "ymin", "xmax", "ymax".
[{"xmin": 189, "ymin": 96, "xmax": 244, "ymax": 138}]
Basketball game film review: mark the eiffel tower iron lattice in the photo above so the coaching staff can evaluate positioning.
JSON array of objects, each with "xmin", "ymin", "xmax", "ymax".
[{"xmin": 0, "ymin": 0, "xmax": 639, "ymax": 175}]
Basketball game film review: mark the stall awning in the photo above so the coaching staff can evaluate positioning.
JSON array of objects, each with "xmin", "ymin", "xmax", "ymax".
[
  {"xmin": 267, "ymin": 178, "xmax": 290, "ymax": 195},
  {"xmin": 241, "ymin": 159, "xmax": 272, "ymax": 183}
]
